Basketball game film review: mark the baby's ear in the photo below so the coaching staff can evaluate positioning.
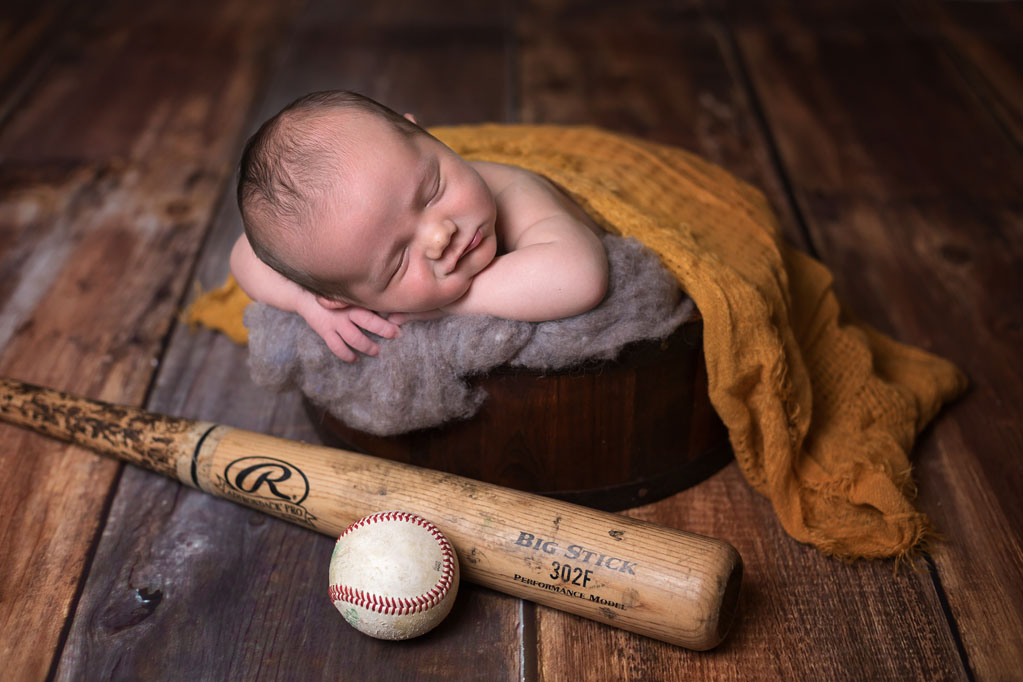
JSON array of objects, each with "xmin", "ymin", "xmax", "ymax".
[
  {"xmin": 315, "ymin": 295, "xmax": 350, "ymax": 311},
  {"xmin": 403, "ymin": 112, "xmax": 418, "ymax": 125}
]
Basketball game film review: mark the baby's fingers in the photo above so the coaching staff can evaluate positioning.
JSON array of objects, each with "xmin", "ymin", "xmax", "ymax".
[
  {"xmin": 338, "ymin": 322, "xmax": 380, "ymax": 357},
  {"xmin": 325, "ymin": 333, "xmax": 358, "ymax": 363},
  {"xmin": 349, "ymin": 308, "xmax": 401, "ymax": 339}
]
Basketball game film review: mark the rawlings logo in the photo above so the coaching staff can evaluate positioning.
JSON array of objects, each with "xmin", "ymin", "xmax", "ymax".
[
  {"xmin": 224, "ymin": 456, "xmax": 309, "ymax": 504},
  {"xmin": 214, "ymin": 456, "xmax": 317, "ymax": 528}
]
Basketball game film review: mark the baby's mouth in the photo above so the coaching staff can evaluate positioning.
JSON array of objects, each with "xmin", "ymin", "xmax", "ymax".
[
  {"xmin": 458, "ymin": 228, "xmax": 483, "ymax": 261},
  {"xmin": 439, "ymin": 228, "xmax": 484, "ymax": 277}
]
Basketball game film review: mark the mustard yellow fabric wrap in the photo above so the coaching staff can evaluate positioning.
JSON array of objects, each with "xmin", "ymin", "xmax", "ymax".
[{"xmin": 190, "ymin": 125, "xmax": 967, "ymax": 561}]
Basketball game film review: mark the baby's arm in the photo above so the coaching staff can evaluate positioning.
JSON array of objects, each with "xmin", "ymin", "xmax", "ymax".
[
  {"xmin": 442, "ymin": 171, "xmax": 609, "ymax": 321},
  {"xmin": 229, "ymin": 235, "xmax": 400, "ymax": 361}
]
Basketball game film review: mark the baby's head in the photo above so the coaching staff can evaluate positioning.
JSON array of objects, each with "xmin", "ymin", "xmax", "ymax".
[{"xmin": 237, "ymin": 90, "xmax": 498, "ymax": 313}]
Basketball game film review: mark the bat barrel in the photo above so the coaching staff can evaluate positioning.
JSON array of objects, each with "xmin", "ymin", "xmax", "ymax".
[{"xmin": 202, "ymin": 428, "xmax": 743, "ymax": 650}]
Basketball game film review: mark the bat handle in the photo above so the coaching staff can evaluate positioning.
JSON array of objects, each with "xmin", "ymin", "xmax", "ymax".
[{"xmin": 0, "ymin": 378, "xmax": 212, "ymax": 480}]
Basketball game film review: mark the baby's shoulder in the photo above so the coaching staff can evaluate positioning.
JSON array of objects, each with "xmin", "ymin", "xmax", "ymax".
[
  {"xmin": 470, "ymin": 160, "xmax": 550, "ymax": 193},
  {"xmin": 471, "ymin": 160, "xmax": 601, "ymax": 241},
  {"xmin": 472, "ymin": 161, "xmax": 569, "ymax": 212}
]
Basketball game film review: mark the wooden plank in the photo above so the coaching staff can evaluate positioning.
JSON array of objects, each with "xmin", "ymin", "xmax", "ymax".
[
  {"xmin": 715, "ymin": 0, "xmax": 1022, "ymax": 145},
  {"xmin": 519, "ymin": 1, "xmax": 969, "ymax": 679},
  {"xmin": 537, "ymin": 465, "xmax": 966, "ymax": 681},
  {"xmin": 0, "ymin": 0, "xmax": 84, "ymax": 121},
  {"xmin": 733, "ymin": 7, "xmax": 1023, "ymax": 682},
  {"xmin": 246, "ymin": 0, "xmax": 513, "ymax": 128},
  {"xmin": 0, "ymin": 0, "xmax": 297, "ymax": 679},
  {"xmin": 1, "ymin": 0, "xmax": 302, "ymax": 162},
  {"xmin": 906, "ymin": 0, "xmax": 1022, "ymax": 146},
  {"xmin": 710, "ymin": 0, "xmax": 914, "ymax": 35},
  {"xmin": 55, "ymin": 1, "xmax": 525, "ymax": 679},
  {"xmin": 730, "ymin": 27, "xmax": 1018, "ymax": 203}
]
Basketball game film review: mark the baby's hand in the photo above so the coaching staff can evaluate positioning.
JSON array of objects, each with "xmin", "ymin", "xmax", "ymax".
[{"xmin": 297, "ymin": 299, "xmax": 401, "ymax": 362}]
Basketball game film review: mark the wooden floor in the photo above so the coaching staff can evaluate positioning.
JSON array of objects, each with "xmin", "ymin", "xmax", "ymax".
[{"xmin": 1, "ymin": 0, "xmax": 1020, "ymax": 680}]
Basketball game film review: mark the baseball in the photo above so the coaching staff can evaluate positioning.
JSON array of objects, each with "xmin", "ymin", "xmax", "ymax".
[{"xmin": 328, "ymin": 510, "xmax": 460, "ymax": 640}]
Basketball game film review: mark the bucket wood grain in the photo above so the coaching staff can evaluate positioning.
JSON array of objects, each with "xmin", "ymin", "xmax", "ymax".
[{"xmin": 307, "ymin": 316, "xmax": 732, "ymax": 510}]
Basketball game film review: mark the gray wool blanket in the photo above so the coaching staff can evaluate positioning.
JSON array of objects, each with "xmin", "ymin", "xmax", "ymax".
[{"xmin": 245, "ymin": 233, "xmax": 694, "ymax": 436}]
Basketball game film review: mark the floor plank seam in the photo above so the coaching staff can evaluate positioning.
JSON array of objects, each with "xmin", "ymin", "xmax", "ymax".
[
  {"xmin": 44, "ymin": 461, "xmax": 127, "ymax": 682},
  {"xmin": 924, "ymin": 552, "xmax": 976, "ymax": 682},
  {"xmin": 711, "ymin": 14, "xmax": 821, "ymax": 260},
  {"xmin": 141, "ymin": 1, "xmax": 309, "ymax": 417},
  {"xmin": 519, "ymin": 600, "xmax": 538, "ymax": 682}
]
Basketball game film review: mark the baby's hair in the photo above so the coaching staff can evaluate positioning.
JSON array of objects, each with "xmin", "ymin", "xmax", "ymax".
[{"xmin": 236, "ymin": 90, "xmax": 423, "ymax": 300}]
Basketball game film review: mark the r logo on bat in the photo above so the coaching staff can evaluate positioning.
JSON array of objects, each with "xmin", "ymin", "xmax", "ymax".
[
  {"xmin": 224, "ymin": 456, "xmax": 309, "ymax": 504},
  {"xmin": 215, "ymin": 456, "xmax": 318, "ymax": 528}
]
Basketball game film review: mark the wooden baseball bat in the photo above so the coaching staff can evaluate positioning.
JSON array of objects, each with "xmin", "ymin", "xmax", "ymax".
[{"xmin": 0, "ymin": 377, "xmax": 741, "ymax": 650}]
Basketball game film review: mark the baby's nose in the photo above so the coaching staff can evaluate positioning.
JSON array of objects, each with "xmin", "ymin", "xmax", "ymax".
[{"xmin": 423, "ymin": 220, "xmax": 457, "ymax": 261}]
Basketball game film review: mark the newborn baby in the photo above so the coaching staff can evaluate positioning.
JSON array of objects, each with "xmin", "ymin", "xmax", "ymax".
[{"xmin": 231, "ymin": 90, "xmax": 609, "ymax": 361}]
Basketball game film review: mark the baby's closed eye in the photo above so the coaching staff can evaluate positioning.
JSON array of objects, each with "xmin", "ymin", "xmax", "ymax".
[
  {"xmin": 426, "ymin": 172, "xmax": 443, "ymax": 206},
  {"xmin": 388, "ymin": 247, "xmax": 408, "ymax": 284}
]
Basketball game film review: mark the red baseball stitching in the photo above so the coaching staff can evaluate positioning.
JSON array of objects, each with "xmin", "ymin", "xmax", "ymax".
[{"xmin": 328, "ymin": 511, "xmax": 456, "ymax": 616}]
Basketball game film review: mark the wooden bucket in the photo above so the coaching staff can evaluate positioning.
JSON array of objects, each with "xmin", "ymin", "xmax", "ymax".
[{"xmin": 305, "ymin": 314, "xmax": 731, "ymax": 511}]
